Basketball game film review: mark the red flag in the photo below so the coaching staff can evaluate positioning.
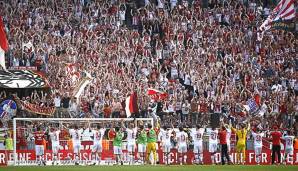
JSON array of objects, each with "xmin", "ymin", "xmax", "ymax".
[
  {"xmin": 0, "ymin": 16, "xmax": 8, "ymax": 52},
  {"xmin": 0, "ymin": 16, "xmax": 8, "ymax": 71},
  {"xmin": 147, "ymin": 88, "xmax": 168, "ymax": 100},
  {"xmin": 125, "ymin": 92, "xmax": 139, "ymax": 118}
]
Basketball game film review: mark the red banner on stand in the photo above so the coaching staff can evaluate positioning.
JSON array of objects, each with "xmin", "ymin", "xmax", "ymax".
[{"xmin": 1, "ymin": 149, "xmax": 297, "ymax": 165}]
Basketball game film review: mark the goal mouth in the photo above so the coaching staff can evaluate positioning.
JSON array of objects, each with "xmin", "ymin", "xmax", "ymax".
[{"xmin": 11, "ymin": 118, "xmax": 154, "ymax": 166}]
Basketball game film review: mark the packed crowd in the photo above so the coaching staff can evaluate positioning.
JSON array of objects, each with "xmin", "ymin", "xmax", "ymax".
[{"xmin": 2, "ymin": 0, "xmax": 298, "ymax": 133}]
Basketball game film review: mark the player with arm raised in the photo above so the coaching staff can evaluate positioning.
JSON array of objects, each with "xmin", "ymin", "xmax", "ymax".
[
  {"xmin": 113, "ymin": 125, "xmax": 124, "ymax": 165},
  {"xmin": 34, "ymin": 126, "xmax": 46, "ymax": 166},
  {"xmin": 69, "ymin": 125, "xmax": 83, "ymax": 165},
  {"xmin": 219, "ymin": 123, "xmax": 232, "ymax": 165},
  {"xmin": 191, "ymin": 125, "xmax": 205, "ymax": 165},
  {"xmin": 270, "ymin": 126, "xmax": 282, "ymax": 165},
  {"xmin": 146, "ymin": 123, "xmax": 158, "ymax": 165},
  {"xmin": 137, "ymin": 124, "xmax": 147, "ymax": 164},
  {"xmin": 125, "ymin": 120, "xmax": 138, "ymax": 165},
  {"xmin": 283, "ymin": 130, "xmax": 295, "ymax": 165},
  {"xmin": 158, "ymin": 125, "xmax": 173, "ymax": 165},
  {"xmin": 251, "ymin": 128, "xmax": 264, "ymax": 165},
  {"xmin": 176, "ymin": 126, "xmax": 188, "ymax": 165},
  {"xmin": 225, "ymin": 123, "xmax": 232, "ymax": 153},
  {"xmin": 208, "ymin": 126, "xmax": 219, "ymax": 165},
  {"xmin": 48, "ymin": 125, "xmax": 61, "ymax": 165},
  {"xmin": 91, "ymin": 123, "xmax": 106, "ymax": 165},
  {"xmin": 232, "ymin": 123, "xmax": 250, "ymax": 165}
]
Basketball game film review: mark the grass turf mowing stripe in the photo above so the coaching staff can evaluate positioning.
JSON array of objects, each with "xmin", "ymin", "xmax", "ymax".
[{"xmin": 3, "ymin": 165, "xmax": 298, "ymax": 171}]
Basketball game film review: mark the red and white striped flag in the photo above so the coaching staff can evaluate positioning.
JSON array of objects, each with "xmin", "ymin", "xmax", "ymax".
[
  {"xmin": 260, "ymin": 0, "xmax": 296, "ymax": 31},
  {"xmin": 125, "ymin": 92, "xmax": 139, "ymax": 118},
  {"xmin": 0, "ymin": 16, "xmax": 8, "ymax": 71}
]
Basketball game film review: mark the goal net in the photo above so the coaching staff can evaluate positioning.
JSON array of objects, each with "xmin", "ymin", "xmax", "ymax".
[{"xmin": 10, "ymin": 117, "xmax": 154, "ymax": 166}]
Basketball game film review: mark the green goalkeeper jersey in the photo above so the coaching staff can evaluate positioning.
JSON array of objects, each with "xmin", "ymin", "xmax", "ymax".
[
  {"xmin": 5, "ymin": 138, "xmax": 13, "ymax": 150},
  {"xmin": 137, "ymin": 130, "xmax": 147, "ymax": 145},
  {"xmin": 147, "ymin": 129, "xmax": 157, "ymax": 143},
  {"xmin": 113, "ymin": 131, "xmax": 123, "ymax": 147}
]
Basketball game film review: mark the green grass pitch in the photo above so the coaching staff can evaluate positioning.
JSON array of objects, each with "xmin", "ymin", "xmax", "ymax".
[{"xmin": 3, "ymin": 165, "xmax": 298, "ymax": 171}]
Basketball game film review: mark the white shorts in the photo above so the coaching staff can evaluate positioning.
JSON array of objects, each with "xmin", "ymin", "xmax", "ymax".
[
  {"xmin": 114, "ymin": 146, "xmax": 122, "ymax": 155},
  {"xmin": 35, "ymin": 145, "xmax": 44, "ymax": 156},
  {"xmin": 193, "ymin": 142, "xmax": 203, "ymax": 154},
  {"xmin": 285, "ymin": 148, "xmax": 294, "ymax": 155},
  {"xmin": 73, "ymin": 142, "xmax": 81, "ymax": 154},
  {"xmin": 162, "ymin": 143, "xmax": 172, "ymax": 153},
  {"xmin": 92, "ymin": 143, "xmax": 102, "ymax": 153},
  {"xmin": 127, "ymin": 143, "xmax": 136, "ymax": 152},
  {"xmin": 227, "ymin": 141, "xmax": 231, "ymax": 152},
  {"xmin": 122, "ymin": 142, "xmax": 127, "ymax": 150},
  {"xmin": 138, "ymin": 144, "xmax": 146, "ymax": 153},
  {"xmin": 52, "ymin": 143, "xmax": 60, "ymax": 154},
  {"xmin": 209, "ymin": 143, "xmax": 218, "ymax": 153},
  {"xmin": 254, "ymin": 146, "xmax": 262, "ymax": 155},
  {"xmin": 178, "ymin": 144, "xmax": 187, "ymax": 153}
]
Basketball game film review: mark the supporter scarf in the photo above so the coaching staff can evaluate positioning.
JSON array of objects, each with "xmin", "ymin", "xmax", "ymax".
[{"xmin": 19, "ymin": 100, "xmax": 55, "ymax": 116}]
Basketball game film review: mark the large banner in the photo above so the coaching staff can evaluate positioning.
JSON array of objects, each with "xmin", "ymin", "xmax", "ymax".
[
  {"xmin": 1, "ymin": 149, "xmax": 298, "ymax": 166},
  {"xmin": 0, "ymin": 70, "xmax": 49, "ymax": 89}
]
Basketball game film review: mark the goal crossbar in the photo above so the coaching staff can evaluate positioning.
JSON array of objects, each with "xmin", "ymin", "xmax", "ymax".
[{"xmin": 12, "ymin": 117, "xmax": 154, "ymax": 166}]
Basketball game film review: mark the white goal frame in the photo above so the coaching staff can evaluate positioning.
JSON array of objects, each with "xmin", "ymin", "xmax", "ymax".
[{"xmin": 12, "ymin": 117, "xmax": 154, "ymax": 166}]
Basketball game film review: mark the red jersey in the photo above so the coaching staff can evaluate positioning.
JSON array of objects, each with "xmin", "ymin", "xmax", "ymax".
[
  {"xmin": 219, "ymin": 130, "xmax": 227, "ymax": 144},
  {"xmin": 108, "ymin": 129, "xmax": 116, "ymax": 140},
  {"xmin": 271, "ymin": 131, "xmax": 282, "ymax": 146},
  {"xmin": 34, "ymin": 131, "xmax": 45, "ymax": 145}
]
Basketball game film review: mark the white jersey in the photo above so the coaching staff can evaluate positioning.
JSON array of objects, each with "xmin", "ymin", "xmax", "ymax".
[
  {"xmin": 191, "ymin": 128, "xmax": 205, "ymax": 144},
  {"xmin": 208, "ymin": 129, "xmax": 218, "ymax": 144},
  {"xmin": 92, "ymin": 129, "xmax": 105, "ymax": 144},
  {"xmin": 176, "ymin": 131, "xmax": 188, "ymax": 146},
  {"xmin": 226, "ymin": 128, "xmax": 231, "ymax": 143},
  {"xmin": 69, "ymin": 129, "xmax": 82, "ymax": 144},
  {"xmin": 284, "ymin": 136, "xmax": 295, "ymax": 149},
  {"xmin": 159, "ymin": 129, "xmax": 172, "ymax": 145},
  {"xmin": 252, "ymin": 132, "xmax": 264, "ymax": 147},
  {"xmin": 126, "ymin": 128, "xmax": 137, "ymax": 144},
  {"xmin": 49, "ymin": 130, "xmax": 60, "ymax": 144}
]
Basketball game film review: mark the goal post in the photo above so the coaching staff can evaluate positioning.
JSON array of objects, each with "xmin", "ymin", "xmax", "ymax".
[{"xmin": 12, "ymin": 117, "xmax": 154, "ymax": 166}]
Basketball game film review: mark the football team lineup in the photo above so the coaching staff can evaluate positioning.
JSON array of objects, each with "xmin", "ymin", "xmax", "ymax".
[{"xmin": 2, "ymin": 118, "xmax": 297, "ymax": 168}]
